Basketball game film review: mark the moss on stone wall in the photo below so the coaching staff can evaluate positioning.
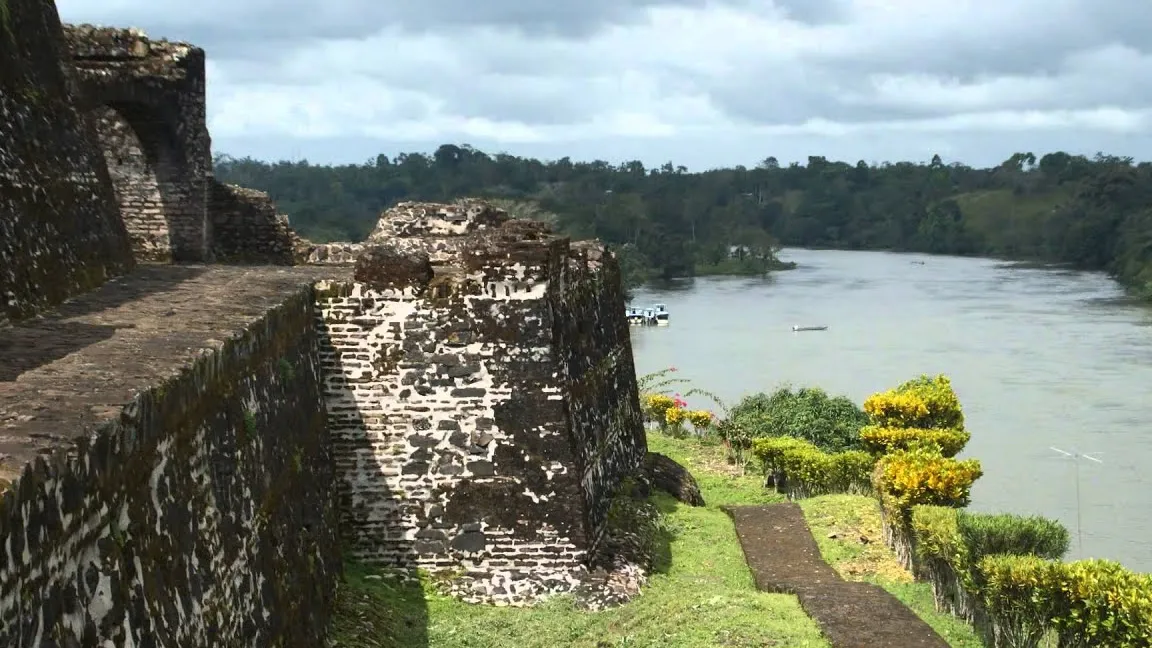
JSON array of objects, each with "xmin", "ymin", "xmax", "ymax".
[
  {"xmin": 550, "ymin": 243, "xmax": 647, "ymax": 550},
  {"xmin": 0, "ymin": 0, "xmax": 13, "ymax": 42},
  {"xmin": 0, "ymin": 287, "xmax": 340, "ymax": 646},
  {"xmin": 0, "ymin": 0, "xmax": 134, "ymax": 324}
]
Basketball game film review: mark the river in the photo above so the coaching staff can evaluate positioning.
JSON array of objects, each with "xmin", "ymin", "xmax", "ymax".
[{"xmin": 629, "ymin": 247, "xmax": 1152, "ymax": 573}]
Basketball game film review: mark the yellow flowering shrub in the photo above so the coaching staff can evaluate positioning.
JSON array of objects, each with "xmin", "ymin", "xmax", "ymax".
[
  {"xmin": 859, "ymin": 425, "xmax": 971, "ymax": 457},
  {"xmin": 863, "ymin": 374, "xmax": 965, "ymax": 430},
  {"xmin": 873, "ymin": 444, "xmax": 983, "ymax": 513},
  {"xmin": 643, "ymin": 393, "xmax": 676, "ymax": 422},
  {"xmin": 686, "ymin": 409, "xmax": 713, "ymax": 428},
  {"xmin": 979, "ymin": 556, "xmax": 1152, "ymax": 647},
  {"xmin": 664, "ymin": 406, "xmax": 686, "ymax": 425}
]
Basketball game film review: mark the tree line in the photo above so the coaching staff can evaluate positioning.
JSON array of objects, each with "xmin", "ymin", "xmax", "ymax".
[{"xmin": 213, "ymin": 145, "xmax": 1152, "ymax": 299}]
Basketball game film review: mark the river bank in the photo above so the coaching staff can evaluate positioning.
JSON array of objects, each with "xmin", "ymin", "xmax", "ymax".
[{"xmin": 630, "ymin": 248, "xmax": 1152, "ymax": 572}]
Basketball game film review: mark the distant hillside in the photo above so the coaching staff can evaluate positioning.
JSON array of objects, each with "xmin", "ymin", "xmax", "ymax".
[{"xmin": 213, "ymin": 148, "xmax": 1152, "ymax": 299}]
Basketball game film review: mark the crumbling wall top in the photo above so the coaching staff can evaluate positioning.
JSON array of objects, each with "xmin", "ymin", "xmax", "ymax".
[
  {"xmin": 357, "ymin": 199, "xmax": 563, "ymax": 267},
  {"xmin": 63, "ymin": 24, "xmax": 200, "ymax": 75},
  {"xmin": 366, "ymin": 199, "xmax": 512, "ymax": 241}
]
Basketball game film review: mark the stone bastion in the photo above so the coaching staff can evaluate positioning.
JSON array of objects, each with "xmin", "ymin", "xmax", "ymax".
[{"xmin": 0, "ymin": 2, "xmax": 648, "ymax": 644}]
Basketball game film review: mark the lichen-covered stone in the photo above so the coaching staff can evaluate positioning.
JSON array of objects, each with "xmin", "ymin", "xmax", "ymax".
[
  {"xmin": 0, "ymin": 266, "xmax": 345, "ymax": 647},
  {"xmin": 353, "ymin": 244, "xmax": 435, "ymax": 292},
  {"xmin": 314, "ymin": 200, "xmax": 646, "ymax": 605},
  {"xmin": 0, "ymin": 0, "xmax": 135, "ymax": 325},
  {"xmin": 209, "ymin": 180, "xmax": 311, "ymax": 264},
  {"xmin": 644, "ymin": 452, "xmax": 706, "ymax": 507}
]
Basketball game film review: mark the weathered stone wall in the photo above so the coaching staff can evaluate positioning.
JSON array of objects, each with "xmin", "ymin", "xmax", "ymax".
[
  {"xmin": 0, "ymin": 289, "xmax": 340, "ymax": 647},
  {"xmin": 0, "ymin": 0, "xmax": 135, "ymax": 325},
  {"xmin": 314, "ymin": 201, "xmax": 645, "ymax": 603},
  {"xmin": 552, "ymin": 241, "xmax": 648, "ymax": 548},
  {"xmin": 64, "ymin": 25, "xmax": 212, "ymax": 262},
  {"xmin": 209, "ymin": 179, "xmax": 309, "ymax": 264}
]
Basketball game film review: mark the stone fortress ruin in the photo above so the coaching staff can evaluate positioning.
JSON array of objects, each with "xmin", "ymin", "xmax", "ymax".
[{"xmin": 0, "ymin": 1, "xmax": 648, "ymax": 645}]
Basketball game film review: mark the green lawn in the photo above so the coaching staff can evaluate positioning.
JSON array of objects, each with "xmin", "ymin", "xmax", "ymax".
[{"xmin": 328, "ymin": 433, "xmax": 981, "ymax": 648}]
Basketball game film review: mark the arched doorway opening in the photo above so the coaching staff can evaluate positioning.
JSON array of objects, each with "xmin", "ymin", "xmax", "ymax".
[{"xmin": 92, "ymin": 102, "xmax": 196, "ymax": 263}]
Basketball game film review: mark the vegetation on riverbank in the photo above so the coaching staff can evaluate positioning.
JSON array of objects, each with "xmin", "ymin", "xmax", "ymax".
[
  {"xmin": 712, "ymin": 372, "xmax": 1152, "ymax": 648},
  {"xmin": 215, "ymin": 148, "xmax": 1152, "ymax": 298}
]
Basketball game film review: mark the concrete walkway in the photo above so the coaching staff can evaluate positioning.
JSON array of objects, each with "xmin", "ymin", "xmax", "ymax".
[{"xmin": 725, "ymin": 502, "xmax": 950, "ymax": 648}]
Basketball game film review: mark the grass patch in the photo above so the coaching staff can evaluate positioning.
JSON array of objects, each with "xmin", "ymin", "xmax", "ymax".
[
  {"xmin": 646, "ymin": 433, "xmax": 780, "ymax": 507},
  {"xmin": 329, "ymin": 433, "xmax": 980, "ymax": 647},
  {"xmin": 800, "ymin": 495, "xmax": 983, "ymax": 648}
]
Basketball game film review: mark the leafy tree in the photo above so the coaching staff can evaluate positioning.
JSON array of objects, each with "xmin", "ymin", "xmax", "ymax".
[{"xmin": 212, "ymin": 146, "xmax": 1152, "ymax": 300}]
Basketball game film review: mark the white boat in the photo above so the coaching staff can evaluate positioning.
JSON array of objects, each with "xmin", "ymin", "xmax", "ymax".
[
  {"xmin": 653, "ymin": 303, "xmax": 670, "ymax": 326},
  {"xmin": 792, "ymin": 325, "xmax": 828, "ymax": 332},
  {"xmin": 625, "ymin": 303, "xmax": 671, "ymax": 326}
]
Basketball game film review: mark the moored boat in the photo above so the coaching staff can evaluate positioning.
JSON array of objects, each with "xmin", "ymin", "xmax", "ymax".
[{"xmin": 626, "ymin": 303, "xmax": 671, "ymax": 326}]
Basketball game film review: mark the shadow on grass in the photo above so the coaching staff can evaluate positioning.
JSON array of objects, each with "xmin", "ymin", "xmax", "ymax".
[
  {"xmin": 644, "ymin": 492, "xmax": 683, "ymax": 575},
  {"xmin": 327, "ymin": 492, "xmax": 682, "ymax": 648},
  {"xmin": 329, "ymin": 564, "xmax": 430, "ymax": 648}
]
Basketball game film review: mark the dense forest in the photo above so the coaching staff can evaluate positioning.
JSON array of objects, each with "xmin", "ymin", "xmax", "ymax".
[{"xmin": 213, "ymin": 146, "xmax": 1152, "ymax": 299}]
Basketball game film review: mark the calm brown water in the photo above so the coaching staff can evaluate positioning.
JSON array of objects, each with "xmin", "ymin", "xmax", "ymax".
[{"xmin": 630, "ymin": 248, "xmax": 1152, "ymax": 572}]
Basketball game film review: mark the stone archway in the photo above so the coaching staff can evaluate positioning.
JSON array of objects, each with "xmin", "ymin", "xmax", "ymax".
[
  {"xmin": 64, "ymin": 25, "xmax": 212, "ymax": 263},
  {"xmin": 93, "ymin": 102, "xmax": 187, "ymax": 262}
]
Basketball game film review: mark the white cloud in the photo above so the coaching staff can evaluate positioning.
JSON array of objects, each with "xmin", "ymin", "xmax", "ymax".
[{"xmin": 56, "ymin": 0, "xmax": 1152, "ymax": 168}]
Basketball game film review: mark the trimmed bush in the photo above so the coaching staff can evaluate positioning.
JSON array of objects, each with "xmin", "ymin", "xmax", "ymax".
[
  {"xmin": 979, "ymin": 555, "xmax": 1152, "ymax": 648},
  {"xmin": 863, "ymin": 374, "xmax": 965, "ymax": 430},
  {"xmin": 873, "ymin": 445, "xmax": 983, "ymax": 512},
  {"xmin": 911, "ymin": 507, "xmax": 1070, "ymax": 628},
  {"xmin": 957, "ymin": 511, "xmax": 1070, "ymax": 573},
  {"xmin": 751, "ymin": 436, "xmax": 875, "ymax": 499},
  {"xmin": 911, "ymin": 506, "xmax": 967, "ymax": 614},
  {"xmin": 728, "ymin": 386, "xmax": 869, "ymax": 452},
  {"xmin": 859, "ymin": 425, "xmax": 971, "ymax": 457},
  {"xmin": 873, "ymin": 444, "xmax": 982, "ymax": 569}
]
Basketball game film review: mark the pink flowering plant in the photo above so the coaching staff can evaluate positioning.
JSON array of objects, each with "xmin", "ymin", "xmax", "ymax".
[{"xmin": 638, "ymin": 367, "xmax": 726, "ymax": 438}]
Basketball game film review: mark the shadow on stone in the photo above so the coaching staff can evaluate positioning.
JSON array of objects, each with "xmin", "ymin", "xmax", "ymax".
[
  {"xmin": 0, "ymin": 321, "xmax": 120, "ymax": 381},
  {"xmin": 0, "ymin": 265, "xmax": 209, "ymax": 382},
  {"xmin": 575, "ymin": 478, "xmax": 679, "ymax": 610},
  {"xmin": 51, "ymin": 264, "xmax": 208, "ymax": 318},
  {"xmin": 316, "ymin": 311, "xmax": 430, "ymax": 643},
  {"xmin": 353, "ymin": 245, "xmax": 435, "ymax": 293}
]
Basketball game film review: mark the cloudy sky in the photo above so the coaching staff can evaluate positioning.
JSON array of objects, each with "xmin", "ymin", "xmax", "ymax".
[{"xmin": 56, "ymin": 0, "xmax": 1152, "ymax": 170}]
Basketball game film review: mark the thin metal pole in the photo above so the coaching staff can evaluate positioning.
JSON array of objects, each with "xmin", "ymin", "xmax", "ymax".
[
  {"xmin": 1050, "ymin": 447, "xmax": 1102, "ymax": 560},
  {"xmin": 1074, "ymin": 457, "xmax": 1082, "ymax": 557}
]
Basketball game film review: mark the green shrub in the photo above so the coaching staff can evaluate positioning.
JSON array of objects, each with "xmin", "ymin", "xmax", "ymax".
[
  {"xmin": 911, "ymin": 506, "xmax": 975, "ymax": 617},
  {"xmin": 978, "ymin": 555, "xmax": 1058, "ymax": 648},
  {"xmin": 728, "ymin": 386, "xmax": 869, "ymax": 452},
  {"xmin": 956, "ymin": 511, "xmax": 1070, "ymax": 574},
  {"xmin": 911, "ymin": 507, "xmax": 1070, "ymax": 626},
  {"xmin": 751, "ymin": 436, "xmax": 874, "ymax": 499},
  {"xmin": 979, "ymin": 555, "xmax": 1152, "ymax": 648}
]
